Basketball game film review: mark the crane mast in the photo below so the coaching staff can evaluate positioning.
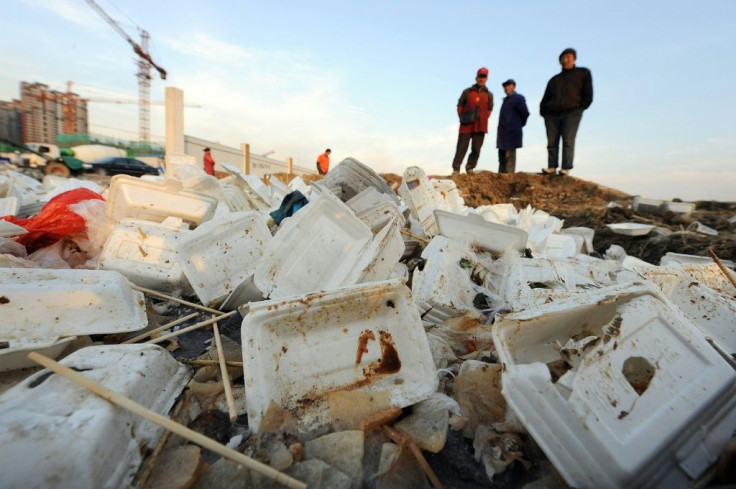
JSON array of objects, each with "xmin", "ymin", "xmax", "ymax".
[{"xmin": 84, "ymin": 0, "xmax": 166, "ymax": 144}]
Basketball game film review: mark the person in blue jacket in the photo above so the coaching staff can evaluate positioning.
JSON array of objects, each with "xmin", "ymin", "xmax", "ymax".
[{"xmin": 496, "ymin": 79, "xmax": 530, "ymax": 173}]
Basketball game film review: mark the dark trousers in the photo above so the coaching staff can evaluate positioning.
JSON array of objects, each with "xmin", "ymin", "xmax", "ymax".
[
  {"xmin": 498, "ymin": 149, "xmax": 516, "ymax": 173},
  {"xmin": 544, "ymin": 109, "xmax": 583, "ymax": 170},
  {"xmin": 452, "ymin": 132, "xmax": 485, "ymax": 172},
  {"xmin": 316, "ymin": 162, "xmax": 326, "ymax": 175}
]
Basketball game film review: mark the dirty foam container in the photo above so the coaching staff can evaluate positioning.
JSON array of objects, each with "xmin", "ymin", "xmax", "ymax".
[
  {"xmin": 348, "ymin": 217, "xmax": 405, "ymax": 284},
  {"xmin": 106, "ymin": 174, "xmax": 218, "ymax": 226},
  {"xmin": 662, "ymin": 201, "xmax": 695, "ymax": 215},
  {"xmin": 241, "ymin": 278, "xmax": 438, "ymax": 433},
  {"xmin": 179, "ymin": 211, "xmax": 271, "ymax": 307},
  {"xmin": 0, "ymin": 336, "xmax": 75, "ymax": 372},
  {"xmin": 412, "ymin": 235, "xmax": 478, "ymax": 324},
  {"xmin": 632, "ymin": 195, "xmax": 664, "ymax": 214},
  {"xmin": 399, "ymin": 166, "xmax": 441, "ymax": 237},
  {"xmin": 0, "ymin": 344, "xmax": 190, "ymax": 489},
  {"xmin": 561, "ymin": 226, "xmax": 595, "ymax": 254},
  {"xmin": 606, "ymin": 222, "xmax": 655, "ymax": 236},
  {"xmin": 0, "ymin": 268, "xmax": 147, "ymax": 338},
  {"xmin": 492, "ymin": 282, "xmax": 736, "ymax": 489},
  {"xmin": 254, "ymin": 193, "xmax": 372, "ymax": 298},
  {"xmin": 433, "ymin": 179, "xmax": 466, "ymax": 214},
  {"xmin": 434, "ymin": 209, "xmax": 528, "ymax": 253},
  {"xmin": 540, "ymin": 233, "xmax": 577, "ymax": 260},
  {"xmin": 98, "ymin": 216, "xmax": 193, "ymax": 295},
  {"xmin": 659, "ymin": 252, "xmax": 735, "ymax": 269},
  {"xmin": 0, "ymin": 196, "xmax": 20, "ymax": 218}
]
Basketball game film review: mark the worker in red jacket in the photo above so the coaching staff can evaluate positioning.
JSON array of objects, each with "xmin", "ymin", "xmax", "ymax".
[
  {"xmin": 203, "ymin": 147, "xmax": 215, "ymax": 176},
  {"xmin": 451, "ymin": 67, "xmax": 494, "ymax": 175},
  {"xmin": 316, "ymin": 148, "xmax": 331, "ymax": 175}
]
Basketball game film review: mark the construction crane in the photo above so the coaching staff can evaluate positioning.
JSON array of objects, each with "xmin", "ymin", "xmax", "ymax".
[{"xmin": 84, "ymin": 0, "xmax": 166, "ymax": 144}]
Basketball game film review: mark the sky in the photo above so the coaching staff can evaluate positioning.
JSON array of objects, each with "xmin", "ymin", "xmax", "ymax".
[{"xmin": 2, "ymin": 0, "xmax": 735, "ymax": 201}]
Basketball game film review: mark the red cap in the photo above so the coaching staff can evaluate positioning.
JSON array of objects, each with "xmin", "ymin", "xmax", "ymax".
[{"xmin": 477, "ymin": 67, "xmax": 489, "ymax": 76}]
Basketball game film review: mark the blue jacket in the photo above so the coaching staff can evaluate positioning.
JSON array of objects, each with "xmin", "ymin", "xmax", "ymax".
[{"xmin": 496, "ymin": 92, "xmax": 530, "ymax": 150}]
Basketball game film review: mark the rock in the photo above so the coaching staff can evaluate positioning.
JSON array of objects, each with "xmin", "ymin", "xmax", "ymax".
[{"xmin": 304, "ymin": 430, "xmax": 365, "ymax": 489}]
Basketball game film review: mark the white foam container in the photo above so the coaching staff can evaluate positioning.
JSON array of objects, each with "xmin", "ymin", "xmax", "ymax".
[
  {"xmin": 0, "ymin": 344, "xmax": 190, "ymax": 489},
  {"xmin": 632, "ymin": 195, "xmax": 664, "ymax": 214},
  {"xmin": 541, "ymin": 233, "xmax": 577, "ymax": 260},
  {"xmin": 433, "ymin": 179, "xmax": 466, "ymax": 214},
  {"xmin": 659, "ymin": 252, "xmax": 735, "ymax": 269},
  {"xmin": 106, "ymin": 175, "xmax": 218, "ymax": 226},
  {"xmin": 561, "ymin": 226, "xmax": 595, "ymax": 254},
  {"xmin": 98, "ymin": 217, "xmax": 193, "ymax": 295},
  {"xmin": 267, "ymin": 176, "xmax": 292, "ymax": 207},
  {"xmin": 0, "ymin": 268, "xmax": 147, "ymax": 338},
  {"xmin": 0, "ymin": 196, "xmax": 20, "ymax": 218},
  {"xmin": 178, "ymin": 211, "xmax": 271, "ymax": 307},
  {"xmin": 0, "ymin": 336, "xmax": 75, "ymax": 372},
  {"xmin": 241, "ymin": 278, "xmax": 438, "ymax": 432},
  {"xmin": 607, "ymin": 222, "xmax": 655, "ymax": 236},
  {"xmin": 435, "ymin": 209, "xmax": 528, "ymax": 253},
  {"xmin": 254, "ymin": 193, "xmax": 372, "ymax": 298},
  {"xmin": 662, "ymin": 201, "xmax": 695, "ymax": 214},
  {"xmin": 411, "ymin": 235, "xmax": 478, "ymax": 324},
  {"xmin": 349, "ymin": 217, "xmax": 405, "ymax": 284},
  {"xmin": 399, "ymin": 166, "xmax": 441, "ymax": 237},
  {"xmin": 0, "ymin": 219, "xmax": 26, "ymax": 237},
  {"xmin": 492, "ymin": 282, "xmax": 736, "ymax": 489}
]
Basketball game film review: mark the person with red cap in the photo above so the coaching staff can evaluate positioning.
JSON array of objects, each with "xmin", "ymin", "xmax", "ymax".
[
  {"xmin": 203, "ymin": 147, "xmax": 215, "ymax": 176},
  {"xmin": 451, "ymin": 66, "xmax": 494, "ymax": 175}
]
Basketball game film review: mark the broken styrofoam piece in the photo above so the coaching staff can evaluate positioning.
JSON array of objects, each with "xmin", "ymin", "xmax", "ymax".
[
  {"xmin": 434, "ymin": 209, "xmax": 528, "ymax": 253},
  {"xmin": 0, "ymin": 196, "xmax": 20, "ymax": 218},
  {"xmin": 254, "ymin": 193, "xmax": 372, "ymax": 299},
  {"xmin": 348, "ymin": 217, "xmax": 405, "ymax": 284},
  {"xmin": 267, "ymin": 176, "xmax": 292, "ymax": 207},
  {"xmin": 0, "ymin": 219, "xmax": 26, "ymax": 237},
  {"xmin": 0, "ymin": 336, "xmax": 75, "ymax": 373},
  {"xmin": 322, "ymin": 157, "xmax": 399, "ymax": 204},
  {"xmin": 0, "ymin": 268, "xmax": 147, "ymax": 338},
  {"xmin": 241, "ymin": 278, "xmax": 438, "ymax": 433},
  {"xmin": 399, "ymin": 166, "xmax": 442, "ymax": 237},
  {"xmin": 0, "ymin": 344, "xmax": 191, "ymax": 489},
  {"xmin": 222, "ymin": 174, "xmax": 272, "ymax": 212},
  {"xmin": 41, "ymin": 175, "xmax": 104, "ymax": 201},
  {"xmin": 106, "ymin": 175, "xmax": 218, "ymax": 226},
  {"xmin": 492, "ymin": 282, "xmax": 736, "ymax": 489},
  {"xmin": 178, "ymin": 211, "xmax": 271, "ymax": 307},
  {"xmin": 412, "ymin": 235, "xmax": 479, "ymax": 324},
  {"xmin": 687, "ymin": 221, "xmax": 718, "ymax": 236},
  {"xmin": 163, "ymin": 153, "xmax": 199, "ymax": 178},
  {"xmin": 659, "ymin": 252, "xmax": 735, "ymax": 269},
  {"xmin": 672, "ymin": 263, "xmax": 736, "ymax": 297},
  {"xmin": 632, "ymin": 195, "xmax": 664, "ymax": 214},
  {"xmin": 287, "ymin": 175, "xmax": 311, "ymax": 197},
  {"xmin": 622, "ymin": 256, "xmax": 736, "ymax": 355},
  {"xmin": 98, "ymin": 217, "xmax": 194, "ymax": 295},
  {"xmin": 433, "ymin": 179, "xmax": 467, "ymax": 214},
  {"xmin": 219, "ymin": 275, "xmax": 264, "ymax": 312},
  {"xmin": 540, "ymin": 234, "xmax": 577, "ymax": 260},
  {"xmin": 561, "ymin": 226, "xmax": 595, "ymax": 255},
  {"xmin": 661, "ymin": 201, "xmax": 695, "ymax": 215}
]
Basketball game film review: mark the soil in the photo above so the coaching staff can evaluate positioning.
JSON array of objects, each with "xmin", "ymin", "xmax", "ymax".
[{"xmin": 379, "ymin": 170, "xmax": 736, "ymax": 265}]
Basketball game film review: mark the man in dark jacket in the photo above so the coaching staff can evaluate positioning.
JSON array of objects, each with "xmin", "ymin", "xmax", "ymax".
[
  {"xmin": 496, "ymin": 79, "xmax": 530, "ymax": 173},
  {"xmin": 540, "ymin": 48, "xmax": 593, "ymax": 176},
  {"xmin": 451, "ymin": 67, "xmax": 494, "ymax": 175}
]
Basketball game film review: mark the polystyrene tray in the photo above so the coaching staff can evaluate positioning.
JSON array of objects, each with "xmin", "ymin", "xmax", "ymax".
[
  {"xmin": 434, "ymin": 209, "xmax": 528, "ymax": 253},
  {"xmin": 254, "ymin": 194, "xmax": 372, "ymax": 298},
  {"xmin": 0, "ymin": 336, "xmax": 75, "ymax": 372},
  {"xmin": 492, "ymin": 282, "xmax": 736, "ymax": 489},
  {"xmin": 0, "ymin": 344, "xmax": 190, "ymax": 489},
  {"xmin": 241, "ymin": 278, "xmax": 438, "ymax": 432},
  {"xmin": 662, "ymin": 201, "xmax": 695, "ymax": 214},
  {"xmin": 106, "ymin": 175, "xmax": 218, "ymax": 225},
  {"xmin": 179, "ymin": 212, "xmax": 271, "ymax": 307},
  {"xmin": 0, "ymin": 268, "xmax": 147, "ymax": 338},
  {"xmin": 606, "ymin": 222, "xmax": 655, "ymax": 236}
]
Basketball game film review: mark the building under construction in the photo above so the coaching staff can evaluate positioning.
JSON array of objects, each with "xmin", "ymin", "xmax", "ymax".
[{"xmin": 0, "ymin": 82, "xmax": 89, "ymax": 145}]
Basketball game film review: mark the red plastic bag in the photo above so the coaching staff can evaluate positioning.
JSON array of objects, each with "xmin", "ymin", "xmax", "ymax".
[{"xmin": 1, "ymin": 188, "xmax": 105, "ymax": 254}]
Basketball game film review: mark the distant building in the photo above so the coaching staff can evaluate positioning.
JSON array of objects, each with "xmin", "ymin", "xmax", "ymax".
[
  {"xmin": 19, "ymin": 82, "xmax": 88, "ymax": 144},
  {"xmin": 0, "ymin": 99, "xmax": 22, "ymax": 144}
]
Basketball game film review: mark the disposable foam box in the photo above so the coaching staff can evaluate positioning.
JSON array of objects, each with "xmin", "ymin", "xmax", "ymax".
[
  {"xmin": 632, "ymin": 195, "xmax": 664, "ymax": 214},
  {"xmin": 106, "ymin": 174, "xmax": 218, "ymax": 226},
  {"xmin": 0, "ymin": 336, "xmax": 75, "ymax": 373},
  {"xmin": 98, "ymin": 217, "xmax": 193, "ymax": 295},
  {"xmin": 0, "ymin": 268, "xmax": 147, "ymax": 338},
  {"xmin": 540, "ymin": 233, "xmax": 577, "ymax": 260},
  {"xmin": 492, "ymin": 282, "xmax": 736, "ymax": 489},
  {"xmin": 434, "ymin": 209, "xmax": 528, "ymax": 253},
  {"xmin": 254, "ymin": 193, "xmax": 372, "ymax": 298},
  {"xmin": 661, "ymin": 201, "xmax": 695, "ymax": 214},
  {"xmin": 178, "ymin": 211, "xmax": 271, "ymax": 307},
  {"xmin": 241, "ymin": 278, "xmax": 438, "ymax": 432},
  {"xmin": 399, "ymin": 166, "xmax": 441, "ymax": 237},
  {"xmin": 0, "ymin": 344, "xmax": 190, "ymax": 489}
]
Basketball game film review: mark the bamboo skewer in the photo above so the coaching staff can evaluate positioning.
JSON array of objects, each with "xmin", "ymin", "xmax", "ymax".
[
  {"xmin": 708, "ymin": 249, "xmax": 736, "ymax": 291},
  {"xmin": 213, "ymin": 321, "xmax": 238, "ymax": 422},
  {"xmin": 130, "ymin": 284, "xmax": 224, "ymax": 315},
  {"xmin": 146, "ymin": 311, "xmax": 237, "ymax": 345},
  {"xmin": 28, "ymin": 352, "xmax": 307, "ymax": 489},
  {"xmin": 123, "ymin": 312, "xmax": 200, "ymax": 344},
  {"xmin": 179, "ymin": 359, "xmax": 244, "ymax": 368},
  {"xmin": 400, "ymin": 229, "xmax": 430, "ymax": 244}
]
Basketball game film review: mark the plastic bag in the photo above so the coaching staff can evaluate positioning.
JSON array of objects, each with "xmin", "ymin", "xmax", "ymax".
[{"xmin": 1, "ymin": 188, "xmax": 105, "ymax": 254}]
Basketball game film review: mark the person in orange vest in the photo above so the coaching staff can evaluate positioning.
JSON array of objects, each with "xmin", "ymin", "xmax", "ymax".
[
  {"xmin": 316, "ymin": 148, "xmax": 331, "ymax": 175},
  {"xmin": 203, "ymin": 147, "xmax": 215, "ymax": 176}
]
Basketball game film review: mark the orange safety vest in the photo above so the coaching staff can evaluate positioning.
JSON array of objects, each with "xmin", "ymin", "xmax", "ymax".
[{"xmin": 317, "ymin": 153, "xmax": 330, "ymax": 174}]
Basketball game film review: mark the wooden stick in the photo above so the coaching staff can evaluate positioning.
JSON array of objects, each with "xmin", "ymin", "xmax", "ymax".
[
  {"xmin": 124, "ymin": 312, "xmax": 200, "ymax": 344},
  {"xmin": 135, "ymin": 393, "xmax": 187, "ymax": 489},
  {"xmin": 130, "ymin": 284, "xmax": 223, "ymax": 315},
  {"xmin": 382, "ymin": 425, "xmax": 444, "ymax": 489},
  {"xmin": 400, "ymin": 229, "xmax": 430, "ymax": 244},
  {"xmin": 213, "ymin": 321, "xmax": 238, "ymax": 422},
  {"xmin": 179, "ymin": 359, "xmax": 243, "ymax": 368},
  {"xmin": 708, "ymin": 249, "xmax": 736, "ymax": 291},
  {"xmin": 28, "ymin": 352, "xmax": 307, "ymax": 489},
  {"xmin": 146, "ymin": 311, "xmax": 237, "ymax": 345}
]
